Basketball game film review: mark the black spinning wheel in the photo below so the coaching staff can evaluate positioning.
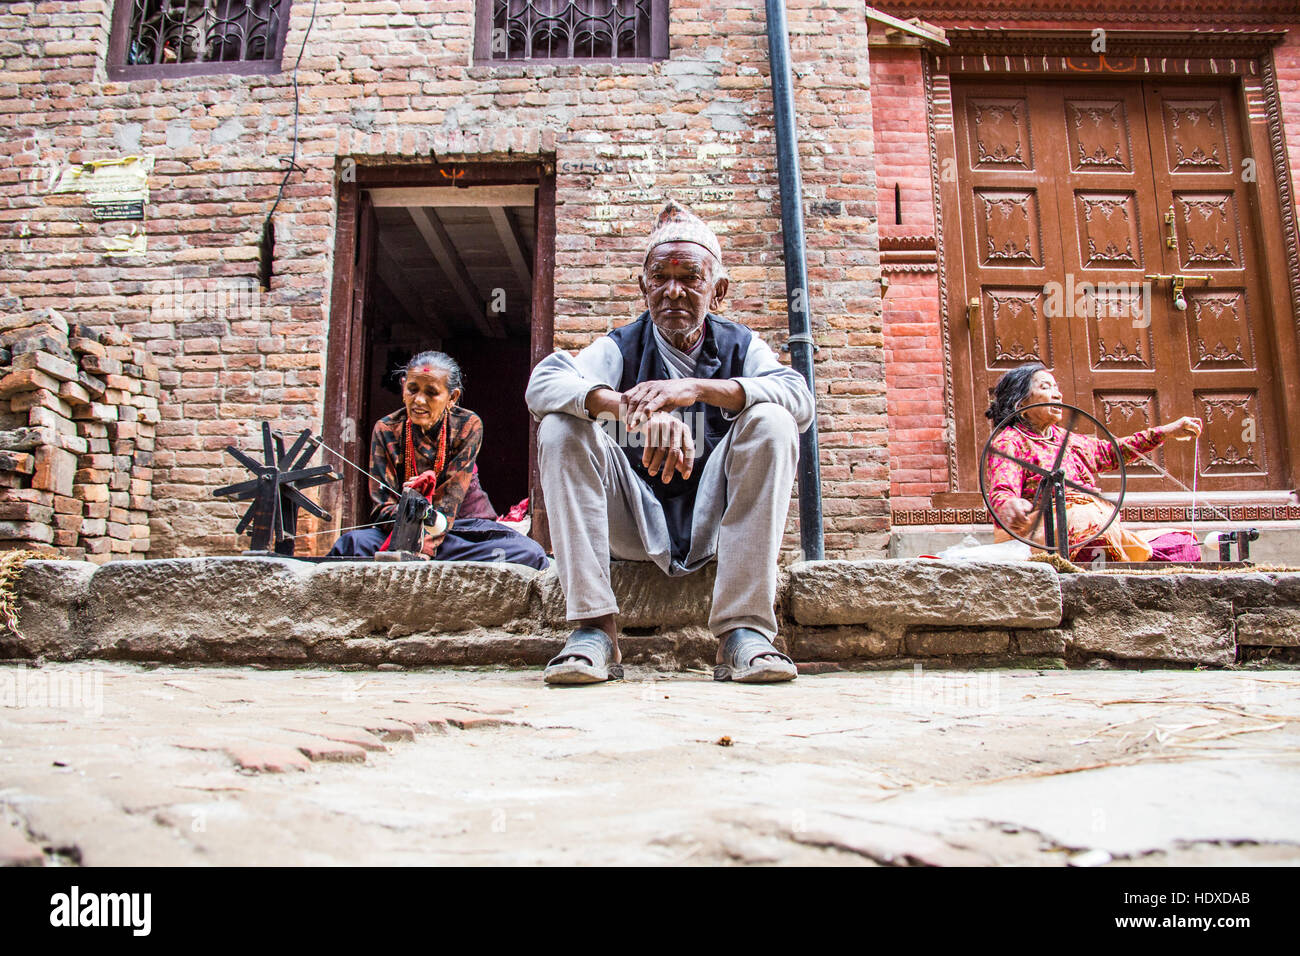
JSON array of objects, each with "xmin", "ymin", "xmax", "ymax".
[
  {"xmin": 214, "ymin": 423, "xmax": 340, "ymax": 555},
  {"xmin": 979, "ymin": 402, "xmax": 1126, "ymax": 559}
]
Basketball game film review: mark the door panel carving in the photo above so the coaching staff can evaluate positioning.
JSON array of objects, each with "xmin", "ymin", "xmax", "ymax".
[
  {"xmin": 1162, "ymin": 99, "xmax": 1231, "ymax": 172},
  {"xmin": 1174, "ymin": 193, "xmax": 1242, "ymax": 269},
  {"xmin": 969, "ymin": 97, "xmax": 1034, "ymax": 169},
  {"xmin": 1066, "ymin": 99, "xmax": 1133, "ymax": 171},
  {"xmin": 1186, "ymin": 289, "xmax": 1254, "ymax": 370},
  {"xmin": 1097, "ymin": 391, "xmax": 1163, "ymax": 476},
  {"xmin": 1075, "ymin": 192, "xmax": 1143, "ymax": 268},
  {"xmin": 975, "ymin": 189, "xmax": 1042, "ymax": 265},
  {"xmin": 1197, "ymin": 391, "xmax": 1265, "ymax": 475},
  {"xmin": 984, "ymin": 288, "xmax": 1051, "ymax": 368}
]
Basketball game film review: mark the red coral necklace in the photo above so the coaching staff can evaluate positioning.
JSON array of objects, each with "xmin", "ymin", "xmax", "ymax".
[{"xmin": 404, "ymin": 413, "xmax": 447, "ymax": 484}]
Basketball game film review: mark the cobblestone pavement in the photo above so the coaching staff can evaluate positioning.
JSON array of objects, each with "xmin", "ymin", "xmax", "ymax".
[{"xmin": 1, "ymin": 662, "xmax": 1297, "ymax": 866}]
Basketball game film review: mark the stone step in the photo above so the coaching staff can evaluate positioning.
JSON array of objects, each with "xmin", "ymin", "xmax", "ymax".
[{"xmin": 5, "ymin": 556, "xmax": 1298, "ymax": 669}]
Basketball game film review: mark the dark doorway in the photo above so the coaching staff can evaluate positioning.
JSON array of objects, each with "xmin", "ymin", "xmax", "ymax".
[
  {"xmin": 362, "ymin": 195, "xmax": 537, "ymax": 516},
  {"xmin": 323, "ymin": 166, "xmax": 554, "ymax": 547}
]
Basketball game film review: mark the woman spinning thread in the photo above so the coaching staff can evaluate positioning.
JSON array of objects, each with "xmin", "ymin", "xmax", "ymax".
[
  {"xmin": 983, "ymin": 363, "xmax": 1204, "ymax": 563},
  {"xmin": 328, "ymin": 350, "xmax": 549, "ymax": 569}
]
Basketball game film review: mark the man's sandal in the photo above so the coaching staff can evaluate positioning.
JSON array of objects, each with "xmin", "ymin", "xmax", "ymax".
[
  {"xmin": 543, "ymin": 627, "xmax": 624, "ymax": 685},
  {"xmin": 713, "ymin": 627, "xmax": 798, "ymax": 684}
]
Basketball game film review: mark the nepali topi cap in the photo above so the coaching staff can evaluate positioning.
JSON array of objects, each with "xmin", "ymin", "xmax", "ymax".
[{"xmin": 644, "ymin": 199, "xmax": 722, "ymax": 266}]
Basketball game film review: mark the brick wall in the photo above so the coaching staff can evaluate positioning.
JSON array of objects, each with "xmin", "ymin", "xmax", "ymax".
[{"xmin": 0, "ymin": 0, "xmax": 888, "ymax": 561}]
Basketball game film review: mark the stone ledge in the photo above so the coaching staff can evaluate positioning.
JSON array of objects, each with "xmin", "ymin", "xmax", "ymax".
[
  {"xmin": 1060, "ymin": 573, "xmax": 1248, "ymax": 666},
  {"xmin": 7, "ymin": 557, "xmax": 1299, "ymax": 669},
  {"xmin": 1236, "ymin": 608, "xmax": 1300, "ymax": 647},
  {"xmin": 536, "ymin": 561, "xmax": 718, "ymax": 628},
  {"xmin": 787, "ymin": 559, "xmax": 1063, "ymax": 628}
]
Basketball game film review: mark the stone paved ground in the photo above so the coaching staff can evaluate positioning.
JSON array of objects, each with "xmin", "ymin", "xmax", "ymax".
[{"xmin": 1, "ymin": 662, "xmax": 1298, "ymax": 866}]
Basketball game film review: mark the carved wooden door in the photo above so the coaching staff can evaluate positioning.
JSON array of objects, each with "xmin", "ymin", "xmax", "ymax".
[
  {"xmin": 952, "ymin": 78, "xmax": 1282, "ymax": 494},
  {"xmin": 1142, "ymin": 83, "xmax": 1282, "ymax": 491}
]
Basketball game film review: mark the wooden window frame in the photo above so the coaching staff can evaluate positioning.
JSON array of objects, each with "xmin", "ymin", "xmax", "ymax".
[
  {"xmin": 473, "ymin": 0, "xmax": 669, "ymax": 64},
  {"xmin": 106, "ymin": 0, "xmax": 290, "ymax": 80}
]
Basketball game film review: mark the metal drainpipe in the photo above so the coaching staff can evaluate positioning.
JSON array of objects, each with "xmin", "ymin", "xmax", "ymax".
[{"xmin": 764, "ymin": 0, "xmax": 824, "ymax": 561}]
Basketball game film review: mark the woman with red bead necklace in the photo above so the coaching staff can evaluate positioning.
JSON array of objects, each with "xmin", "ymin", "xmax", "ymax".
[{"xmin": 328, "ymin": 350, "xmax": 549, "ymax": 569}]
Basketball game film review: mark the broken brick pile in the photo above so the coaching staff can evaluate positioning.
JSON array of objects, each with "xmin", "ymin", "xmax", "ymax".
[{"xmin": 0, "ymin": 304, "xmax": 160, "ymax": 562}]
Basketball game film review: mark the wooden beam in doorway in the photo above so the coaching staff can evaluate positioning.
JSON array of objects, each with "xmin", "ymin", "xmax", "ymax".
[
  {"xmin": 376, "ymin": 234, "xmax": 450, "ymax": 340},
  {"xmin": 369, "ymin": 185, "xmax": 537, "ymax": 207},
  {"xmin": 407, "ymin": 206, "xmax": 507, "ymax": 339},
  {"xmin": 377, "ymin": 244, "xmax": 452, "ymax": 343},
  {"xmin": 489, "ymin": 206, "xmax": 533, "ymax": 290}
]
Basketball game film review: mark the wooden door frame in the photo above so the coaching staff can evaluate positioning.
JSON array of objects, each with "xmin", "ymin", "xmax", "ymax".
[
  {"xmin": 931, "ymin": 30, "xmax": 1300, "ymax": 506},
  {"xmin": 322, "ymin": 160, "xmax": 556, "ymax": 544}
]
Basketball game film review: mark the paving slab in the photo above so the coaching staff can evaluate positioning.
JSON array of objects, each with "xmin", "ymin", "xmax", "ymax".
[{"xmin": 1, "ymin": 661, "xmax": 1297, "ymax": 866}]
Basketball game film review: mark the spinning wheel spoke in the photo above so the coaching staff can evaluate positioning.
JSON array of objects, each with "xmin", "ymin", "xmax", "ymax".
[
  {"xmin": 1062, "ymin": 478, "xmax": 1119, "ymax": 510},
  {"xmin": 280, "ymin": 429, "xmax": 313, "ymax": 470},
  {"xmin": 1048, "ymin": 405, "xmax": 1078, "ymax": 475},
  {"xmin": 213, "ymin": 477, "xmax": 261, "ymax": 499},
  {"xmin": 987, "ymin": 445, "xmax": 1052, "ymax": 479},
  {"xmin": 280, "ymin": 464, "xmax": 336, "ymax": 485},
  {"xmin": 262, "ymin": 422, "xmax": 275, "ymax": 468},
  {"xmin": 1023, "ymin": 506, "xmax": 1046, "ymax": 542},
  {"xmin": 235, "ymin": 501, "xmax": 257, "ymax": 535},
  {"xmin": 283, "ymin": 486, "xmax": 330, "ymax": 521},
  {"xmin": 289, "ymin": 473, "xmax": 337, "ymax": 491},
  {"xmin": 225, "ymin": 446, "xmax": 264, "ymax": 475}
]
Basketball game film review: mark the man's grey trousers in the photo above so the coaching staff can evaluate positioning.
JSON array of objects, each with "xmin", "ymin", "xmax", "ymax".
[{"xmin": 537, "ymin": 403, "xmax": 799, "ymax": 640}]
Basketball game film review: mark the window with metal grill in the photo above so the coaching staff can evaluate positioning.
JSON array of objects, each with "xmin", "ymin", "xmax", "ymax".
[
  {"xmin": 475, "ymin": 0, "xmax": 669, "ymax": 62},
  {"xmin": 107, "ymin": 0, "xmax": 290, "ymax": 79}
]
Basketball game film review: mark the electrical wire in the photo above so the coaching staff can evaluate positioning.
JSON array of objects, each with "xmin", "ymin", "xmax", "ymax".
[{"xmin": 263, "ymin": 0, "xmax": 321, "ymax": 228}]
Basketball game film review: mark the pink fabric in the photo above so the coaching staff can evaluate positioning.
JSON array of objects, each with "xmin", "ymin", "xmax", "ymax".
[
  {"xmin": 458, "ymin": 467, "xmax": 496, "ymax": 521},
  {"xmin": 1071, "ymin": 532, "xmax": 1201, "ymax": 564},
  {"xmin": 500, "ymin": 498, "xmax": 530, "ymax": 523},
  {"xmin": 1147, "ymin": 531, "xmax": 1203, "ymax": 562}
]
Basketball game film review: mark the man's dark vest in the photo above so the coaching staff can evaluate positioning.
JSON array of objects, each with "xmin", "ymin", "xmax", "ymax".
[{"xmin": 607, "ymin": 311, "xmax": 752, "ymax": 560}]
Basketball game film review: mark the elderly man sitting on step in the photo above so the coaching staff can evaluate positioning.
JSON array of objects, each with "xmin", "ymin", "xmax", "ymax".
[{"xmin": 526, "ymin": 200, "xmax": 815, "ymax": 685}]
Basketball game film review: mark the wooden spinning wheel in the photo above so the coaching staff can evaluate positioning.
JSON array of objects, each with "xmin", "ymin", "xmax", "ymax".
[{"xmin": 979, "ymin": 402, "xmax": 1127, "ymax": 560}]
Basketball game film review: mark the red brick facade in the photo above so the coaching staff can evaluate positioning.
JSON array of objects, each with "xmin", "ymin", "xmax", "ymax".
[{"xmin": 873, "ymin": 3, "xmax": 1300, "ymax": 528}]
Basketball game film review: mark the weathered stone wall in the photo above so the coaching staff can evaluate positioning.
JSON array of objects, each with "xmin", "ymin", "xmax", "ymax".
[
  {"xmin": 0, "ymin": 0, "xmax": 887, "ymax": 561},
  {"xmin": 8, "ymin": 557, "xmax": 1297, "ymax": 669}
]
